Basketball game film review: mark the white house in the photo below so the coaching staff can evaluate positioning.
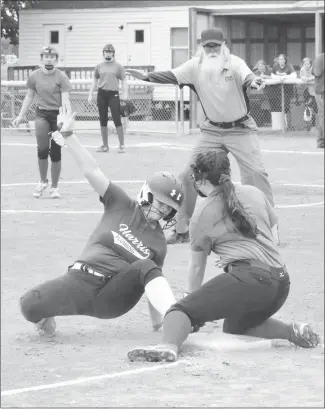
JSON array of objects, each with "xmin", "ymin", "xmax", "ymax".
[
  {"xmin": 16, "ymin": 0, "xmax": 324, "ymax": 125},
  {"xmin": 18, "ymin": 0, "xmax": 324, "ymax": 70}
]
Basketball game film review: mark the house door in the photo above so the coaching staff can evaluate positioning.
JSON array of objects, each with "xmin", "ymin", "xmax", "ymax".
[
  {"xmin": 43, "ymin": 24, "xmax": 65, "ymax": 66},
  {"xmin": 126, "ymin": 23, "xmax": 151, "ymax": 66}
]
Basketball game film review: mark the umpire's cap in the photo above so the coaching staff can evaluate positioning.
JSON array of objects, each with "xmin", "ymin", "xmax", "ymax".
[{"xmin": 201, "ymin": 28, "xmax": 225, "ymax": 46}]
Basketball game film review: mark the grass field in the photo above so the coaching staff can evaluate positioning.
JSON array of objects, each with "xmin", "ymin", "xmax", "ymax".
[{"xmin": 1, "ymin": 129, "xmax": 324, "ymax": 407}]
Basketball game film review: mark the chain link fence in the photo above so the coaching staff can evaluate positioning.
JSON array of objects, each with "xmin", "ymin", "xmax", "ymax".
[
  {"xmin": 1, "ymin": 80, "xmax": 182, "ymax": 135},
  {"xmin": 247, "ymin": 79, "xmax": 318, "ymax": 132},
  {"xmin": 1, "ymin": 78, "xmax": 318, "ymax": 136}
]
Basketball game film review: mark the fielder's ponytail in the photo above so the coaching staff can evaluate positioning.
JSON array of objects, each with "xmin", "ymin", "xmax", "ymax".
[
  {"xmin": 220, "ymin": 174, "xmax": 258, "ymax": 239},
  {"xmin": 192, "ymin": 151, "xmax": 258, "ymax": 239}
]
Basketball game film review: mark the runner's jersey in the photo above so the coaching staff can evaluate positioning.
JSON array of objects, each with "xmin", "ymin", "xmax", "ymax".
[
  {"xmin": 26, "ymin": 68, "xmax": 72, "ymax": 110},
  {"xmin": 190, "ymin": 184, "xmax": 283, "ymax": 268},
  {"xmin": 78, "ymin": 183, "xmax": 167, "ymax": 276}
]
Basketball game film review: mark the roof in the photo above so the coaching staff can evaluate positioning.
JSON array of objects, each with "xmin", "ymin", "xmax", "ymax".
[{"xmin": 28, "ymin": 0, "xmax": 299, "ymax": 10}]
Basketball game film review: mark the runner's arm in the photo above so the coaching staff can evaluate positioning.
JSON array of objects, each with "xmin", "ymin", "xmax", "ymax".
[{"xmin": 64, "ymin": 133, "xmax": 109, "ymax": 197}]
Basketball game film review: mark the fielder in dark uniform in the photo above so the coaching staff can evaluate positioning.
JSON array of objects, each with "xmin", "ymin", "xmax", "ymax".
[
  {"xmin": 88, "ymin": 44, "xmax": 127, "ymax": 153},
  {"xmin": 13, "ymin": 46, "xmax": 72, "ymax": 199},
  {"xmin": 20, "ymin": 111, "xmax": 184, "ymax": 337},
  {"xmin": 128, "ymin": 150, "xmax": 320, "ymax": 363}
]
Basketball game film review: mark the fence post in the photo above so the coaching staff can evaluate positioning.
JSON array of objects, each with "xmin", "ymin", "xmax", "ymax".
[
  {"xmin": 10, "ymin": 89, "xmax": 15, "ymax": 122},
  {"xmin": 180, "ymin": 87, "xmax": 184, "ymax": 137},
  {"xmin": 281, "ymin": 83, "xmax": 285, "ymax": 135},
  {"xmin": 175, "ymin": 85, "xmax": 179, "ymax": 136}
]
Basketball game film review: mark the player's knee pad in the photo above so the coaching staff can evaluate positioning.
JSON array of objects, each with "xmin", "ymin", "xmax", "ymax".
[
  {"xmin": 128, "ymin": 259, "xmax": 162, "ymax": 286},
  {"xmin": 20, "ymin": 290, "xmax": 43, "ymax": 323},
  {"xmin": 50, "ymin": 142, "xmax": 61, "ymax": 162},
  {"xmin": 37, "ymin": 147, "xmax": 49, "ymax": 160}
]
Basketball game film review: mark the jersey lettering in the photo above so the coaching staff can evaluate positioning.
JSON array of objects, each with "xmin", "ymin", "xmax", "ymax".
[{"xmin": 118, "ymin": 223, "xmax": 151, "ymax": 256}]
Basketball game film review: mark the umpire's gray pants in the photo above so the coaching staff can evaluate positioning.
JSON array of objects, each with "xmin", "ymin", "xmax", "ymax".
[{"xmin": 175, "ymin": 116, "xmax": 274, "ymax": 234}]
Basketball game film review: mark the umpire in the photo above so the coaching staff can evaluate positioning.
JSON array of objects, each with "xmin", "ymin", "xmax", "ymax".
[{"xmin": 126, "ymin": 28, "xmax": 278, "ymax": 245}]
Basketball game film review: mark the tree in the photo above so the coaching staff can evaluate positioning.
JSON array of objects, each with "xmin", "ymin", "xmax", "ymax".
[{"xmin": 1, "ymin": 0, "xmax": 39, "ymax": 45}]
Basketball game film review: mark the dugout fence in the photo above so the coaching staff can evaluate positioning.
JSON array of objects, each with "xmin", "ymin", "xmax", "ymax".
[
  {"xmin": 1, "ymin": 78, "xmax": 319, "ymax": 136},
  {"xmin": 1, "ymin": 80, "xmax": 185, "ymax": 136}
]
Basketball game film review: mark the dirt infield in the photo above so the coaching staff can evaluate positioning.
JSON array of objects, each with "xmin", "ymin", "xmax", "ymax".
[{"xmin": 1, "ymin": 131, "xmax": 324, "ymax": 407}]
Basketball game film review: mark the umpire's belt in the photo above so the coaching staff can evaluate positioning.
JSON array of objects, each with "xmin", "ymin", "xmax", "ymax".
[
  {"xmin": 209, "ymin": 115, "xmax": 249, "ymax": 129},
  {"xmin": 225, "ymin": 259, "xmax": 288, "ymax": 280},
  {"xmin": 69, "ymin": 262, "xmax": 111, "ymax": 281}
]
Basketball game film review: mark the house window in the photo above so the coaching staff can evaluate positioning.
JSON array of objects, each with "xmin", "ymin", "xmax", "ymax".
[
  {"xmin": 135, "ymin": 30, "xmax": 144, "ymax": 43},
  {"xmin": 170, "ymin": 27, "xmax": 188, "ymax": 68},
  {"xmin": 230, "ymin": 19, "xmax": 246, "ymax": 61},
  {"xmin": 50, "ymin": 31, "xmax": 59, "ymax": 44}
]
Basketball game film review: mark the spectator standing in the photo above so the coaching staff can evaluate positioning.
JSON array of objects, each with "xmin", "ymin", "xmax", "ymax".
[
  {"xmin": 271, "ymin": 54, "xmax": 297, "ymax": 130},
  {"xmin": 311, "ymin": 53, "xmax": 324, "ymax": 149},
  {"xmin": 300, "ymin": 57, "xmax": 317, "ymax": 131},
  {"xmin": 252, "ymin": 60, "xmax": 273, "ymax": 126}
]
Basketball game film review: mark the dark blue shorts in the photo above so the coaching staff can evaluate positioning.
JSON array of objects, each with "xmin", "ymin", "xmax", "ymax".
[{"xmin": 170, "ymin": 259, "xmax": 290, "ymax": 334}]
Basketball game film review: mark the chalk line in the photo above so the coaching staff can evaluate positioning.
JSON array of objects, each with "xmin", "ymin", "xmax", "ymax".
[
  {"xmin": 1, "ymin": 180, "xmax": 143, "ymax": 187},
  {"xmin": 2, "ymin": 201, "xmax": 323, "ymax": 215},
  {"xmin": 1, "ymin": 360, "xmax": 186, "ymax": 397},
  {"xmin": 1, "ymin": 141, "xmax": 324, "ymax": 155},
  {"xmin": 160, "ymin": 145, "xmax": 324, "ymax": 155},
  {"xmin": 1, "ymin": 142, "xmax": 173, "ymax": 148},
  {"xmin": 1, "ymin": 181, "xmax": 323, "ymax": 188},
  {"xmin": 275, "ymin": 202, "xmax": 324, "ymax": 209}
]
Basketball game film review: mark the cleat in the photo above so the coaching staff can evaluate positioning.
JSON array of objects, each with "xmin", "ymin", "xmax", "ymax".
[
  {"xmin": 118, "ymin": 146, "xmax": 126, "ymax": 153},
  {"xmin": 128, "ymin": 344, "xmax": 178, "ymax": 363},
  {"xmin": 35, "ymin": 317, "xmax": 56, "ymax": 338},
  {"xmin": 33, "ymin": 181, "xmax": 48, "ymax": 198},
  {"xmin": 96, "ymin": 145, "xmax": 109, "ymax": 153},
  {"xmin": 167, "ymin": 230, "xmax": 189, "ymax": 245},
  {"xmin": 50, "ymin": 187, "xmax": 61, "ymax": 199},
  {"xmin": 289, "ymin": 322, "xmax": 320, "ymax": 348}
]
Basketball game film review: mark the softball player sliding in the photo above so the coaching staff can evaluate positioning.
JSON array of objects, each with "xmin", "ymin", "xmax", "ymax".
[
  {"xmin": 126, "ymin": 27, "xmax": 278, "ymax": 245},
  {"xmin": 19, "ymin": 111, "xmax": 184, "ymax": 337},
  {"xmin": 88, "ymin": 44, "xmax": 127, "ymax": 153},
  {"xmin": 128, "ymin": 150, "xmax": 320, "ymax": 363},
  {"xmin": 13, "ymin": 46, "xmax": 72, "ymax": 199}
]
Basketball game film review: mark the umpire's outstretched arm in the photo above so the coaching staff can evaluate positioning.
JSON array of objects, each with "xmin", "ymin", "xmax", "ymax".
[{"xmin": 125, "ymin": 69, "xmax": 178, "ymax": 85}]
